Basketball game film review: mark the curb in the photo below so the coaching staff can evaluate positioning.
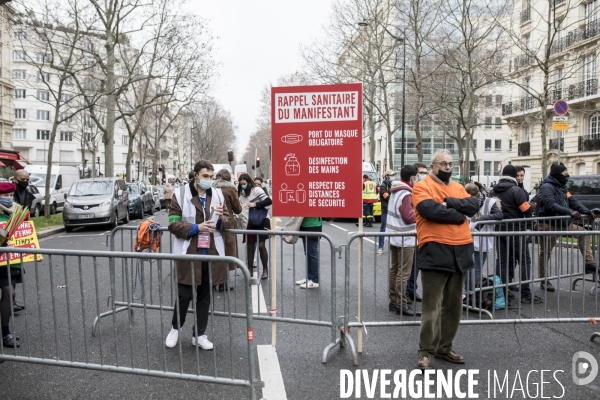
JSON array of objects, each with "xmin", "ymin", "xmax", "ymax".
[{"xmin": 37, "ymin": 226, "xmax": 66, "ymax": 239}]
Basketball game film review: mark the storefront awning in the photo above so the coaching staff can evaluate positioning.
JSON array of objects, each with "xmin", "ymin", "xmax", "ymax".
[{"xmin": 0, "ymin": 151, "xmax": 29, "ymax": 170}]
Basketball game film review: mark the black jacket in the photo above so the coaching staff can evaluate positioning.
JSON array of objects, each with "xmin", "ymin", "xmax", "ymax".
[
  {"xmin": 416, "ymin": 195, "xmax": 480, "ymax": 273},
  {"xmin": 490, "ymin": 177, "xmax": 533, "ymax": 230},
  {"xmin": 538, "ymin": 175, "xmax": 587, "ymax": 217},
  {"xmin": 379, "ymin": 179, "xmax": 392, "ymax": 213},
  {"xmin": 13, "ymin": 186, "xmax": 35, "ymax": 210}
]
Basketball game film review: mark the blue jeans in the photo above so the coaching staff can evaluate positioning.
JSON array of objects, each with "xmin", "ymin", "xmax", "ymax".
[
  {"xmin": 406, "ymin": 255, "xmax": 419, "ymax": 295},
  {"xmin": 378, "ymin": 212, "xmax": 388, "ymax": 249},
  {"xmin": 301, "ymin": 237, "xmax": 320, "ymax": 283},
  {"xmin": 465, "ymin": 251, "xmax": 487, "ymax": 293}
]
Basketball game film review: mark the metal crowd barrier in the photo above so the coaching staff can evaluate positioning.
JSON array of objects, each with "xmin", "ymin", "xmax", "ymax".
[
  {"xmin": 0, "ymin": 247, "xmax": 262, "ymax": 399},
  {"xmin": 341, "ymin": 222, "xmax": 600, "ymax": 366},
  {"xmin": 103, "ymin": 224, "xmax": 344, "ymax": 364}
]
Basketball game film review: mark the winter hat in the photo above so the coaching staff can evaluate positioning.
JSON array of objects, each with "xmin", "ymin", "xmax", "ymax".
[
  {"xmin": 0, "ymin": 182, "xmax": 16, "ymax": 194},
  {"xmin": 502, "ymin": 165, "xmax": 518, "ymax": 178},
  {"xmin": 550, "ymin": 163, "xmax": 567, "ymax": 175}
]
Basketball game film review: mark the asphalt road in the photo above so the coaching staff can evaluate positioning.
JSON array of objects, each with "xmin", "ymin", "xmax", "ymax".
[{"xmin": 2, "ymin": 212, "xmax": 600, "ymax": 399}]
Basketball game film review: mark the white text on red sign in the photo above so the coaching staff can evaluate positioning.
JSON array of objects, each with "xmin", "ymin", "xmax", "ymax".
[{"xmin": 275, "ymin": 91, "xmax": 359, "ymax": 123}]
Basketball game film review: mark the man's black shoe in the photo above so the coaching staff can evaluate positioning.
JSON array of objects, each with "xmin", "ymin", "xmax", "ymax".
[
  {"xmin": 2, "ymin": 334, "xmax": 19, "ymax": 348},
  {"xmin": 541, "ymin": 282, "xmax": 555, "ymax": 292},
  {"xmin": 408, "ymin": 292, "xmax": 422, "ymax": 302},
  {"xmin": 12, "ymin": 301, "xmax": 25, "ymax": 312},
  {"xmin": 388, "ymin": 302, "xmax": 399, "ymax": 312},
  {"xmin": 396, "ymin": 306, "xmax": 421, "ymax": 316},
  {"xmin": 585, "ymin": 263, "xmax": 598, "ymax": 274}
]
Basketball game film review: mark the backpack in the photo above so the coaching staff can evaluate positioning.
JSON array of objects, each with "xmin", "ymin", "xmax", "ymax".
[
  {"xmin": 134, "ymin": 219, "xmax": 162, "ymax": 253},
  {"xmin": 474, "ymin": 275, "xmax": 506, "ymax": 311}
]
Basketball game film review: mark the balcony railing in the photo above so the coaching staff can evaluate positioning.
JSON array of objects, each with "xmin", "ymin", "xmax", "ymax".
[
  {"xmin": 549, "ymin": 138, "xmax": 564, "ymax": 151},
  {"xmin": 568, "ymin": 79, "xmax": 598, "ymax": 100},
  {"xmin": 513, "ymin": 54, "xmax": 535, "ymax": 71},
  {"xmin": 566, "ymin": 20, "xmax": 600, "ymax": 48},
  {"xmin": 549, "ymin": 89, "xmax": 563, "ymax": 103},
  {"xmin": 549, "ymin": 37, "xmax": 566, "ymax": 55},
  {"xmin": 518, "ymin": 141, "xmax": 531, "ymax": 156},
  {"xmin": 501, "ymin": 96, "xmax": 536, "ymax": 116},
  {"xmin": 520, "ymin": 7, "xmax": 531, "ymax": 24},
  {"xmin": 579, "ymin": 134, "xmax": 600, "ymax": 152}
]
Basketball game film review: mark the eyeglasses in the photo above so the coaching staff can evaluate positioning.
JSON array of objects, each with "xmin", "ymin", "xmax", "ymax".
[{"xmin": 436, "ymin": 162, "xmax": 453, "ymax": 168}]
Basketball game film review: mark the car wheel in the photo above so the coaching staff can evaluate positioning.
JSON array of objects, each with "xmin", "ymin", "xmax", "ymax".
[
  {"xmin": 50, "ymin": 202, "xmax": 57, "ymax": 215},
  {"xmin": 33, "ymin": 204, "xmax": 41, "ymax": 218},
  {"xmin": 139, "ymin": 204, "xmax": 145, "ymax": 219},
  {"xmin": 148, "ymin": 200, "xmax": 154, "ymax": 215},
  {"xmin": 123, "ymin": 210, "xmax": 130, "ymax": 224},
  {"xmin": 64, "ymin": 225, "xmax": 74, "ymax": 232},
  {"xmin": 109, "ymin": 212, "xmax": 118, "ymax": 229}
]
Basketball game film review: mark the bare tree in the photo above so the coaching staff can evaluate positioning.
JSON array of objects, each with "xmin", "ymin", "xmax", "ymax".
[
  {"xmin": 13, "ymin": 0, "xmax": 99, "ymax": 217},
  {"xmin": 189, "ymin": 100, "xmax": 236, "ymax": 166}
]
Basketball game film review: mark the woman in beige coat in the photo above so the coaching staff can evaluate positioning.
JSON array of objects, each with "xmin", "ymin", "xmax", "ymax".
[{"xmin": 163, "ymin": 183, "xmax": 173, "ymax": 211}]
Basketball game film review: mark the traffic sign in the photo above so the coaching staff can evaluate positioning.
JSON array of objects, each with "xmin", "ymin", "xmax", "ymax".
[
  {"xmin": 553, "ymin": 116, "xmax": 568, "ymax": 122},
  {"xmin": 271, "ymin": 83, "xmax": 363, "ymax": 218},
  {"xmin": 554, "ymin": 100, "xmax": 569, "ymax": 115},
  {"xmin": 553, "ymin": 121, "xmax": 568, "ymax": 130}
]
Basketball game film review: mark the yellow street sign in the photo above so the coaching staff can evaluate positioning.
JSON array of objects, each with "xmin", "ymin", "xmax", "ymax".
[{"xmin": 553, "ymin": 121, "xmax": 568, "ymax": 130}]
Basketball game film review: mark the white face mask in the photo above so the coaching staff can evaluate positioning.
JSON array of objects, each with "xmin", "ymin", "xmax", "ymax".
[{"xmin": 417, "ymin": 173, "xmax": 427, "ymax": 181}]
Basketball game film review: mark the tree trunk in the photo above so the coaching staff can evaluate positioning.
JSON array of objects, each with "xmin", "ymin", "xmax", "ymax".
[
  {"xmin": 103, "ymin": 31, "xmax": 116, "ymax": 177},
  {"xmin": 44, "ymin": 125, "xmax": 58, "ymax": 218}
]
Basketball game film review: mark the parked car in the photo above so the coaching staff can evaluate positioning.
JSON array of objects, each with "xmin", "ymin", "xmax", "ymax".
[
  {"xmin": 29, "ymin": 185, "xmax": 44, "ymax": 217},
  {"xmin": 63, "ymin": 177, "xmax": 129, "ymax": 232},
  {"xmin": 26, "ymin": 165, "xmax": 80, "ymax": 214},
  {"xmin": 127, "ymin": 182, "xmax": 153, "ymax": 218},
  {"xmin": 566, "ymin": 175, "xmax": 600, "ymax": 212}
]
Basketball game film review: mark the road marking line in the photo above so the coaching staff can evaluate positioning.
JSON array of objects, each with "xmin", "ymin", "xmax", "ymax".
[
  {"xmin": 252, "ymin": 270, "xmax": 268, "ymax": 314},
  {"xmin": 330, "ymin": 224, "xmax": 348, "ymax": 232},
  {"xmin": 257, "ymin": 345, "xmax": 287, "ymax": 400},
  {"xmin": 347, "ymin": 232, "xmax": 376, "ymax": 244},
  {"xmin": 57, "ymin": 233, "xmax": 106, "ymax": 238}
]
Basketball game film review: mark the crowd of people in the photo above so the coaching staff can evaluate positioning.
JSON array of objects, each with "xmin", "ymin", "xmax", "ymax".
[{"xmin": 380, "ymin": 149, "xmax": 599, "ymax": 369}]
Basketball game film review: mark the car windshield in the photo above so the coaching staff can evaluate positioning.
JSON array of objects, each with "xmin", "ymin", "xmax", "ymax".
[
  {"xmin": 30, "ymin": 173, "xmax": 57, "ymax": 188},
  {"xmin": 567, "ymin": 177, "xmax": 600, "ymax": 195},
  {"xmin": 69, "ymin": 181, "xmax": 112, "ymax": 197},
  {"xmin": 127, "ymin": 184, "xmax": 140, "ymax": 194}
]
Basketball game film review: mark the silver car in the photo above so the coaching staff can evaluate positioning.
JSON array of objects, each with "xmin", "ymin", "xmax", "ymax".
[{"xmin": 63, "ymin": 178, "xmax": 129, "ymax": 232}]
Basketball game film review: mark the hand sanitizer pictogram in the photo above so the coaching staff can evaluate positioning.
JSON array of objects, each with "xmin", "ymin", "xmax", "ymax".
[{"xmin": 284, "ymin": 153, "xmax": 301, "ymax": 176}]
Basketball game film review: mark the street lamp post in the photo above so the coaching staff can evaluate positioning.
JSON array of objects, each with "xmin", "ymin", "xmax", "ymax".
[{"xmin": 358, "ymin": 20, "xmax": 406, "ymax": 168}]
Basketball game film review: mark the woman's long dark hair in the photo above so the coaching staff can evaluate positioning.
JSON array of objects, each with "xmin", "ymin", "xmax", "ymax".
[{"xmin": 238, "ymin": 173, "xmax": 253, "ymax": 198}]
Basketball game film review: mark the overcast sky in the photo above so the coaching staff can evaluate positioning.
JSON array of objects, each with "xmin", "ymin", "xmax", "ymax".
[{"xmin": 191, "ymin": 1, "xmax": 334, "ymax": 158}]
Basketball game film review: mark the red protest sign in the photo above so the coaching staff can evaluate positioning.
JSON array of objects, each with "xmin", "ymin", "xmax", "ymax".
[{"xmin": 271, "ymin": 83, "xmax": 363, "ymax": 218}]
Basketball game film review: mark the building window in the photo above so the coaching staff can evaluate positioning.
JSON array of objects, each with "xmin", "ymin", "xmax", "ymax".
[
  {"xmin": 473, "ymin": 139, "xmax": 477, "ymax": 150},
  {"xmin": 14, "ymin": 129, "xmax": 26, "ymax": 139},
  {"xmin": 65, "ymin": 76, "xmax": 74, "ymax": 85},
  {"xmin": 589, "ymin": 114, "xmax": 600, "ymax": 136},
  {"xmin": 485, "ymin": 139, "xmax": 492, "ymax": 151},
  {"xmin": 509, "ymin": 140, "xmax": 513, "ymax": 151},
  {"xmin": 83, "ymin": 60, "xmax": 95, "ymax": 71},
  {"xmin": 485, "ymin": 117, "xmax": 493, "ymax": 129},
  {"xmin": 13, "ymin": 50, "xmax": 26, "ymax": 61},
  {"xmin": 495, "ymin": 95, "xmax": 503, "ymax": 105},
  {"xmin": 60, "ymin": 132, "xmax": 73, "ymax": 142},
  {"xmin": 37, "ymin": 149, "xmax": 48, "ymax": 160},
  {"xmin": 61, "ymin": 93, "xmax": 73, "ymax": 102},
  {"xmin": 36, "ymin": 53, "xmax": 50, "ymax": 63},
  {"xmin": 37, "ymin": 130, "xmax": 50, "ymax": 140},
  {"xmin": 84, "ymin": 41, "xmax": 93, "ymax": 51},
  {"xmin": 84, "ymin": 113, "xmax": 93, "ymax": 127},
  {"xmin": 14, "ymin": 31, "xmax": 26, "ymax": 40},
  {"xmin": 13, "ymin": 70, "xmax": 26, "ymax": 80},
  {"xmin": 495, "ymin": 117, "xmax": 502, "ymax": 129},
  {"xmin": 495, "ymin": 139, "xmax": 502, "ymax": 152},
  {"xmin": 122, "ymin": 135, "xmax": 129, "ymax": 145},
  {"xmin": 521, "ymin": 123, "xmax": 530, "ymax": 142},
  {"xmin": 60, "ymin": 151, "xmax": 74, "ymax": 161},
  {"xmin": 62, "ymin": 37, "xmax": 70, "ymax": 46},
  {"xmin": 37, "ymin": 71, "xmax": 50, "ymax": 83},
  {"xmin": 583, "ymin": 52, "xmax": 596, "ymax": 83},
  {"xmin": 37, "ymin": 90, "xmax": 50, "ymax": 101},
  {"xmin": 14, "ymin": 89, "xmax": 26, "ymax": 99},
  {"xmin": 484, "ymin": 161, "xmax": 492, "ymax": 176},
  {"xmin": 60, "ymin": 113, "xmax": 73, "ymax": 123},
  {"xmin": 37, "ymin": 110, "xmax": 50, "ymax": 120},
  {"xmin": 14, "ymin": 109, "xmax": 26, "ymax": 119}
]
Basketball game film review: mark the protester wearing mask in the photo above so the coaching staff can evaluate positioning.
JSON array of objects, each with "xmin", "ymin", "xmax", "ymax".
[
  {"xmin": 238, "ymin": 173, "xmax": 272, "ymax": 280},
  {"xmin": 165, "ymin": 160, "xmax": 230, "ymax": 351},
  {"xmin": 377, "ymin": 169, "xmax": 396, "ymax": 255},
  {"xmin": 537, "ymin": 163, "xmax": 598, "ymax": 285},
  {"xmin": 10, "ymin": 170, "xmax": 32, "ymax": 313},
  {"xmin": 414, "ymin": 163, "xmax": 428, "ymax": 183},
  {"xmin": 0, "ymin": 182, "xmax": 23, "ymax": 348},
  {"xmin": 386, "ymin": 165, "xmax": 420, "ymax": 316}
]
